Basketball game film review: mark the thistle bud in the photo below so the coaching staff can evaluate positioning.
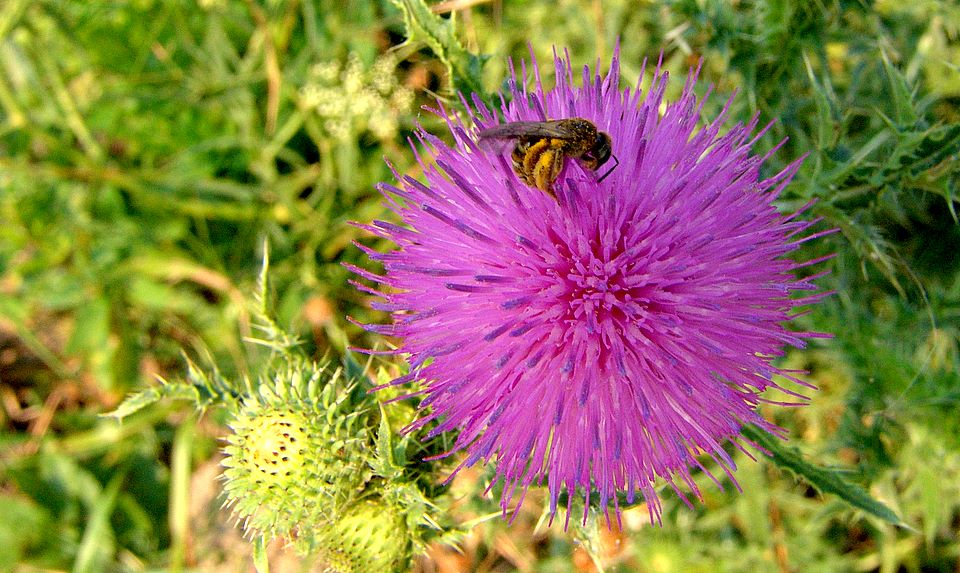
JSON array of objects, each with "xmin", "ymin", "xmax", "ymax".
[
  {"xmin": 316, "ymin": 498, "xmax": 410, "ymax": 573},
  {"xmin": 221, "ymin": 362, "xmax": 371, "ymax": 546}
]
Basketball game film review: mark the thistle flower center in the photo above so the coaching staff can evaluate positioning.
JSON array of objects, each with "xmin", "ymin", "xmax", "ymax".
[
  {"xmin": 246, "ymin": 413, "xmax": 307, "ymax": 482},
  {"xmin": 553, "ymin": 233, "xmax": 648, "ymax": 326}
]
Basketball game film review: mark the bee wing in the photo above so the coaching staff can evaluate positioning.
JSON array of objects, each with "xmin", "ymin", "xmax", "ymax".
[{"xmin": 476, "ymin": 120, "xmax": 574, "ymax": 141}]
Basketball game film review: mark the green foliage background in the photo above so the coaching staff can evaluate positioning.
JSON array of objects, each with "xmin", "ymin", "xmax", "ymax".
[{"xmin": 1, "ymin": 0, "xmax": 958, "ymax": 571}]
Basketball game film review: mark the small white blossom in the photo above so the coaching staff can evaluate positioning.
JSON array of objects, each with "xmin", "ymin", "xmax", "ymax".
[{"xmin": 299, "ymin": 53, "xmax": 414, "ymax": 141}]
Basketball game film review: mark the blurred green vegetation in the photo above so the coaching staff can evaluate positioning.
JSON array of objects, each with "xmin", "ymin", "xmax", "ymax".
[{"xmin": 0, "ymin": 0, "xmax": 958, "ymax": 572}]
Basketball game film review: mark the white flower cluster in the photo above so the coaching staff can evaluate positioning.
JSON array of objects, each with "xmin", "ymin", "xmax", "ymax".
[{"xmin": 299, "ymin": 52, "xmax": 414, "ymax": 141}]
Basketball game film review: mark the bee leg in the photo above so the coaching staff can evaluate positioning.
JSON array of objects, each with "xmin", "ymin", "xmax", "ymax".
[
  {"xmin": 512, "ymin": 144, "xmax": 535, "ymax": 186},
  {"xmin": 516, "ymin": 139, "xmax": 546, "ymax": 187},
  {"xmin": 533, "ymin": 149, "xmax": 564, "ymax": 197}
]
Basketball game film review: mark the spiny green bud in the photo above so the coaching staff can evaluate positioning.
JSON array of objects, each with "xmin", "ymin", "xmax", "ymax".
[
  {"xmin": 249, "ymin": 413, "xmax": 307, "ymax": 480},
  {"xmin": 221, "ymin": 361, "xmax": 372, "ymax": 545},
  {"xmin": 317, "ymin": 497, "xmax": 410, "ymax": 573}
]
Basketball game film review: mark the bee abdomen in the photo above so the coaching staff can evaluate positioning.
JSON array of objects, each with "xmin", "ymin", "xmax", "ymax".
[
  {"xmin": 532, "ymin": 149, "xmax": 563, "ymax": 195},
  {"xmin": 521, "ymin": 139, "xmax": 553, "ymax": 183}
]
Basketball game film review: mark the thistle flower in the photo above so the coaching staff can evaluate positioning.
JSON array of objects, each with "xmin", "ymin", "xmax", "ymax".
[{"xmin": 349, "ymin": 50, "xmax": 833, "ymax": 525}]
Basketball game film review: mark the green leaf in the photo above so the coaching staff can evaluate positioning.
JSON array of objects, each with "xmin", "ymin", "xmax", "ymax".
[
  {"xmin": 388, "ymin": 0, "xmax": 490, "ymax": 104},
  {"xmin": 73, "ymin": 470, "xmax": 125, "ymax": 573},
  {"xmin": 816, "ymin": 202, "xmax": 906, "ymax": 296},
  {"xmin": 741, "ymin": 425, "xmax": 907, "ymax": 527},
  {"xmin": 888, "ymin": 124, "xmax": 960, "ymax": 178},
  {"xmin": 105, "ymin": 381, "xmax": 204, "ymax": 420},
  {"xmin": 373, "ymin": 405, "xmax": 402, "ymax": 479},
  {"xmin": 803, "ymin": 52, "xmax": 836, "ymax": 157},
  {"xmin": 108, "ymin": 351, "xmax": 242, "ymax": 421},
  {"xmin": 916, "ymin": 464, "xmax": 943, "ymax": 547},
  {"xmin": 0, "ymin": 497, "xmax": 48, "ymax": 570},
  {"xmin": 168, "ymin": 418, "xmax": 195, "ymax": 571},
  {"xmin": 341, "ymin": 350, "xmax": 367, "ymax": 382},
  {"xmin": 880, "ymin": 48, "xmax": 918, "ymax": 126},
  {"xmin": 66, "ymin": 296, "xmax": 115, "ymax": 389},
  {"xmin": 253, "ymin": 536, "xmax": 269, "ymax": 573}
]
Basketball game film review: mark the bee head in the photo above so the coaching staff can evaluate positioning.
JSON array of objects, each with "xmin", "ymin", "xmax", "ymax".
[
  {"xmin": 590, "ymin": 132, "xmax": 619, "ymax": 184},
  {"xmin": 590, "ymin": 131, "xmax": 613, "ymax": 168}
]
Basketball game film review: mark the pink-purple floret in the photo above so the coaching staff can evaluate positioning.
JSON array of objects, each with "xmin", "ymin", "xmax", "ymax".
[{"xmin": 347, "ymin": 49, "xmax": 835, "ymax": 527}]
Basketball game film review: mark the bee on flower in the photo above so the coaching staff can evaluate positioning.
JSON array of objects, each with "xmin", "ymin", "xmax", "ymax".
[{"xmin": 349, "ymin": 49, "xmax": 833, "ymax": 527}]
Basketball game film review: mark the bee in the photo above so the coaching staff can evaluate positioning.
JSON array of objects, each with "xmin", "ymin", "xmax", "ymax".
[{"xmin": 477, "ymin": 117, "xmax": 617, "ymax": 197}]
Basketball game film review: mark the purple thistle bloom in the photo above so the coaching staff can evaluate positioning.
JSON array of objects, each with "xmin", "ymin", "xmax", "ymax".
[{"xmin": 349, "ymin": 50, "xmax": 834, "ymax": 526}]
